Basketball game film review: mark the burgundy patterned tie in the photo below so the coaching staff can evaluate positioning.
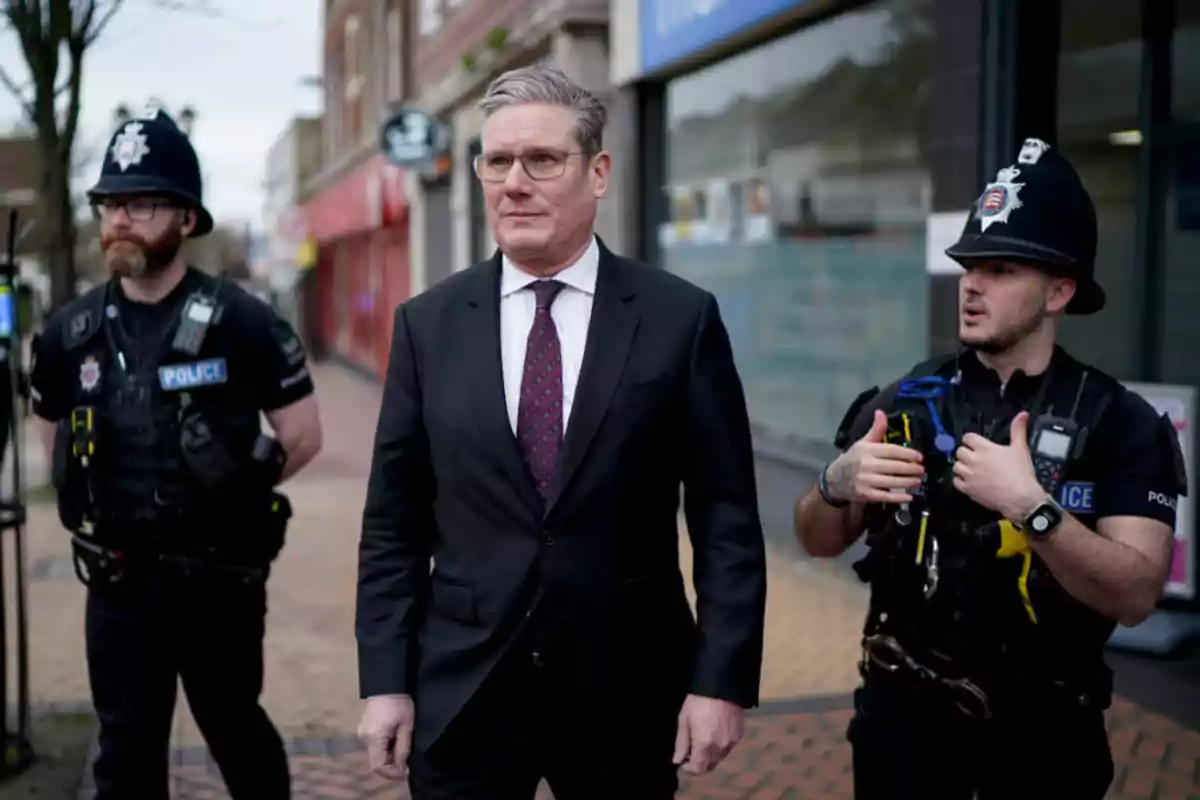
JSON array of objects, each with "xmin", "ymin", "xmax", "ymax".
[{"xmin": 517, "ymin": 280, "xmax": 566, "ymax": 498}]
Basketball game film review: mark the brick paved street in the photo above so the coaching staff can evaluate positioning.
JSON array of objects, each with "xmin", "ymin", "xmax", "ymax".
[{"xmin": 13, "ymin": 363, "xmax": 1200, "ymax": 798}]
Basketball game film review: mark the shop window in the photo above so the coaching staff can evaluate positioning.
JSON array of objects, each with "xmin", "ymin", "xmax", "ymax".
[
  {"xmin": 420, "ymin": 0, "xmax": 442, "ymax": 37},
  {"xmin": 325, "ymin": 42, "xmax": 345, "ymax": 159},
  {"xmin": 334, "ymin": 242, "xmax": 351, "ymax": 355},
  {"xmin": 662, "ymin": 0, "xmax": 935, "ymax": 450},
  {"xmin": 1161, "ymin": 143, "xmax": 1200, "ymax": 388},
  {"xmin": 1174, "ymin": 1, "xmax": 1200, "ymax": 121},
  {"xmin": 387, "ymin": 3, "xmax": 405, "ymax": 102},
  {"xmin": 344, "ymin": 14, "xmax": 364, "ymax": 145},
  {"xmin": 1055, "ymin": 0, "xmax": 1142, "ymax": 380}
]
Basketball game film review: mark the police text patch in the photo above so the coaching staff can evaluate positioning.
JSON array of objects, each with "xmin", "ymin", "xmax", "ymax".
[
  {"xmin": 158, "ymin": 358, "xmax": 228, "ymax": 391},
  {"xmin": 1058, "ymin": 481, "xmax": 1095, "ymax": 513}
]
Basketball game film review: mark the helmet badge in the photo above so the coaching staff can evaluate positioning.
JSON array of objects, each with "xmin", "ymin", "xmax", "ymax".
[
  {"xmin": 110, "ymin": 122, "xmax": 151, "ymax": 172},
  {"xmin": 1017, "ymin": 137, "xmax": 1051, "ymax": 164},
  {"xmin": 976, "ymin": 165, "xmax": 1024, "ymax": 232}
]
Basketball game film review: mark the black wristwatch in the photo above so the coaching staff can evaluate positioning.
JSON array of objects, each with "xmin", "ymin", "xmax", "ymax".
[{"xmin": 1018, "ymin": 497, "xmax": 1064, "ymax": 540}]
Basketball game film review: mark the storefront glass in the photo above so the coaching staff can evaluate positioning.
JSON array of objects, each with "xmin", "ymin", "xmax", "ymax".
[
  {"xmin": 1173, "ymin": 1, "xmax": 1200, "ymax": 121},
  {"xmin": 1162, "ymin": 143, "xmax": 1200, "ymax": 389},
  {"xmin": 661, "ymin": 0, "xmax": 935, "ymax": 450},
  {"xmin": 1055, "ymin": 0, "xmax": 1143, "ymax": 380},
  {"xmin": 334, "ymin": 241, "xmax": 351, "ymax": 355}
]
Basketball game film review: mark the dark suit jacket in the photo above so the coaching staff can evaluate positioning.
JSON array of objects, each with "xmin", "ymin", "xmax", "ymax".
[{"xmin": 356, "ymin": 239, "xmax": 767, "ymax": 753}]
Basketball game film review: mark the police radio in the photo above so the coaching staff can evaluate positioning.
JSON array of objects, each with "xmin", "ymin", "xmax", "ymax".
[
  {"xmin": 173, "ymin": 290, "xmax": 221, "ymax": 356},
  {"xmin": 1029, "ymin": 415, "xmax": 1079, "ymax": 497}
]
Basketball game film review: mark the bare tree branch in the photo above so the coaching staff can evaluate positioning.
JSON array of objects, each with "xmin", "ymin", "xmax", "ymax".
[
  {"xmin": 61, "ymin": 35, "xmax": 85, "ymax": 155},
  {"xmin": 79, "ymin": 0, "xmax": 124, "ymax": 46},
  {"xmin": 0, "ymin": 64, "xmax": 34, "ymax": 117}
]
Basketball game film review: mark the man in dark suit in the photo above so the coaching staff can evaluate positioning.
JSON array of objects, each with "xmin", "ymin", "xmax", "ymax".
[{"xmin": 355, "ymin": 65, "xmax": 767, "ymax": 799}]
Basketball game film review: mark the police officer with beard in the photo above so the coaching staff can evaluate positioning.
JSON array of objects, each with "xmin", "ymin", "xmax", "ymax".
[
  {"xmin": 792, "ymin": 138, "xmax": 1188, "ymax": 799},
  {"xmin": 28, "ymin": 110, "xmax": 323, "ymax": 799}
]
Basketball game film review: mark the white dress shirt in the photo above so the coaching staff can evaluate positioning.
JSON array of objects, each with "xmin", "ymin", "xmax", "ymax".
[{"xmin": 499, "ymin": 235, "xmax": 599, "ymax": 435}]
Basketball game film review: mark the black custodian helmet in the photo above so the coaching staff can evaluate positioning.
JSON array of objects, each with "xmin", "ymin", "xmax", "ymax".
[
  {"xmin": 86, "ymin": 109, "xmax": 213, "ymax": 238},
  {"xmin": 945, "ymin": 137, "xmax": 1104, "ymax": 315}
]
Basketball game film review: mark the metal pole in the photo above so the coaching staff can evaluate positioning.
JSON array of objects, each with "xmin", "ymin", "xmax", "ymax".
[{"xmin": 0, "ymin": 207, "xmax": 32, "ymax": 779}]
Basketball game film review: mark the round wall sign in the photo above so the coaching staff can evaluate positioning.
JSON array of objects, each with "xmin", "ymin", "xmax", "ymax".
[{"xmin": 380, "ymin": 107, "xmax": 449, "ymax": 169}]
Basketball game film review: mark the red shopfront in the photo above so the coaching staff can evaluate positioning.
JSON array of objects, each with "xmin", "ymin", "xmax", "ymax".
[{"xmin": 303, "ymin": 152, "xmax": 410, "ymax": 381}]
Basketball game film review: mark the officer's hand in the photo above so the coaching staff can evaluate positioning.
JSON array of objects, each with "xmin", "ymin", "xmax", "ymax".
[
  {"xmin": 827, "ymin": 409, "xmax": 925, "ymax": 504},
  {"xmin": 953, "ymin": 411, "xmax": 1045, "ymax": 520},
  {"xmin": 357, "ymin": 693, "xmax": 415, "ymax": 781}
]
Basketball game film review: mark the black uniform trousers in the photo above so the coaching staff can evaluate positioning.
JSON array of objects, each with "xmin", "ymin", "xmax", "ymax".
[
  {"xmin": 848, "ymin": 668, "xmax": 1114, "ymax": 800},
  {"xmin": 407, "ymin": 623, "xmax": 681, "ymax": 800},
  {"xmin": 85, "ymin": 565, "xmax": 289, "ymax": 800}
]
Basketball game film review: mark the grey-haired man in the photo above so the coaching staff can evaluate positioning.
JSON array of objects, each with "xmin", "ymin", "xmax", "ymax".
[{"xmin": 355, "ymin": 66, "xmax": 767, "ymax": 799}]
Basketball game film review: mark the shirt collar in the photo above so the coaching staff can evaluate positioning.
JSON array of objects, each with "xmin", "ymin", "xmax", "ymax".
[{"xmin": 500, "ymin": 235, "xmax": 599, "ymax": 298}]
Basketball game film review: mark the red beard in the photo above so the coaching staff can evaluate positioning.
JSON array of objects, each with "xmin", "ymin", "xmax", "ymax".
[{"xmin": 101, "ymin": 226, "xmax": 184, "ymax": 278}]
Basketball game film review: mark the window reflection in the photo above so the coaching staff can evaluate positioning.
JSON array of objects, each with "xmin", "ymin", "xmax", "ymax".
[
  {"xmin": 1055, "ymin": 0, "xmax": 1142, "ymax": 380},
  {"xmin": 662, "ymin": 0, "xmax": 934, "ymax": 449},
  {"xmin": 1161, "ymin": 143, "xmax": 1200, "ymax": 387},
  {"xmin": 1174, "ymin": 1, "xmax": 1200, "ymax": 121}
]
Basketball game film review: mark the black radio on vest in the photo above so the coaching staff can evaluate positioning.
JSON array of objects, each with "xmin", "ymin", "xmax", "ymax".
[{"xmin": 1029, "ymin": 415, "xmax": 1078, "ymax": 496}]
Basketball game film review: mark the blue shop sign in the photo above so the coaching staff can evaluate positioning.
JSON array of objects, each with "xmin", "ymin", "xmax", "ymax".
[{"xmin": 640, "ymin": 0, "xmax": 810, "ymax": 73}]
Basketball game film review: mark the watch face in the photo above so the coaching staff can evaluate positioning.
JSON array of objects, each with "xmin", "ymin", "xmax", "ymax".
[{"xmin": 1027, "ymin": 503, "xmax": 1063, "ymax": 537}]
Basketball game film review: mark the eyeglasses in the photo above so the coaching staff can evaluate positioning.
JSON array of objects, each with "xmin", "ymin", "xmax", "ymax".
[
  {"xmin": 473, "ymin": 149, "xmax": 586, "ymax": 183},
  {"xmin": 92, "ymin": 198, "xmax": 177, "ymax": 222},
  {"xmin": 862, "ymin": 634, "xmax": 993, "ymax": 720}
]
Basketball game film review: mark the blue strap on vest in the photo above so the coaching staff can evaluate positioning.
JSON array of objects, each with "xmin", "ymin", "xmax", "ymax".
[{"xmin": 895, "ymin": 376, "xmax": 958, "ymax": 458}]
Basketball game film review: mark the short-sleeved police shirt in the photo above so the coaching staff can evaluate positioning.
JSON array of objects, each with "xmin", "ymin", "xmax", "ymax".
[
  {"xmin": 837, "ymin": 348, "xmax": 1183, "ymax": 529},
  {"xmin": 29, "ymin": 269, "xmax": 314, "ymax": 423}
]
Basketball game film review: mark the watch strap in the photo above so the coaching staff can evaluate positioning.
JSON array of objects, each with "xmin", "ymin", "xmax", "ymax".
[{"xmin": 818, "ymin": 464, "xmax": 850, "ymax": 508}]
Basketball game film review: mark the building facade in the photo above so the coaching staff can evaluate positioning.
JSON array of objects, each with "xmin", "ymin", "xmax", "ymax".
[
  {"xmin": 404, "ymin": 0, "xmax": 630, "ymax": 293},
  {"xmin": 302, "ymin": 0, "xmax": 413, "ymax": 379},
  {"xmin": 613, "ymin": 0, "xmax": 1200, "ymax": 612},
  {"xmin": 262, "ymin": 116, "xmax": 323, "ymax": 339}
]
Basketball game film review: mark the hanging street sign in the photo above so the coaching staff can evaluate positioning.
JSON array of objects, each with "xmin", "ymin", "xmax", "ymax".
[{"xmin": 380, "ymin": 107, "xmax": 450, "ymax": 170}]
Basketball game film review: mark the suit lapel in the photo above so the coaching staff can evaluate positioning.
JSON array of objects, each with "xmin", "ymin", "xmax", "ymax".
[
  {"xmin": 545, "ymin": 243, "xmax": 639, "ymax": 514},
  {"xmin": 465, "ymin": 253, "xmax": 543, "ymax": 514}
]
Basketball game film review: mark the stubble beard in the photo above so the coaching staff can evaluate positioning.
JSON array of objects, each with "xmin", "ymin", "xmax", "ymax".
[{"xmin": 962, "ymin": 297, "xmax": 1047, "ymax": 356}]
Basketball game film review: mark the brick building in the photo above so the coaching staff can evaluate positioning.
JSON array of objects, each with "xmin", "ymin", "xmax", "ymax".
[{"xmin": 301, "ymin": 0, "xmax": 413, "ymax": 378}]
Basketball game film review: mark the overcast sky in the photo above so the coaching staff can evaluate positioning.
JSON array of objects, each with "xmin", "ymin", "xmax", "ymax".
[{"xmin": 0, "ymin": 0, "xmax": 323, "ymax": 233}]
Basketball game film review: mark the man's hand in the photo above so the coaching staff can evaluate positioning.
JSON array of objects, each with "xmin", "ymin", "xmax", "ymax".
[
  {"xmin": 953, "ymin": 411, "xmax": 1046, "ymax": 521},
  {"xmin": 357, "ymin": 694, "xmax": 415, "ymax": 780},
  {"xmin": 672, "ymin": 694, "xmax": 745, "ymax": 775},
  {"xmin": 825, "ymin": 409, "xmax": 925, "ymax": 505}
]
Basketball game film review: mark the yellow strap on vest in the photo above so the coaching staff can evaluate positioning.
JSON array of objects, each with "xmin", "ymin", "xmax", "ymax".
[
  {"xmin": 915, "ymin": 509, "xmax": 929, "ymax": 563},
  {"xmin": 995, "ymin": 520, "xmax": 1038, "ymax": 624}
]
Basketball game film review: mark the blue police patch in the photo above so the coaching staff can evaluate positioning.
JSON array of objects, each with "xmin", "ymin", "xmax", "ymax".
[
  {"xmin": 1058, "ymin": 481, "xmax": 1095, "ymax": 513},
  {"xmin": 158, "ymin": 358, "xmax": 228, "ymax": 391}
]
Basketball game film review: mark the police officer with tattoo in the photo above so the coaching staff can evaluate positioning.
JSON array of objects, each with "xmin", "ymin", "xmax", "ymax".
[
  {"xmin": 792, "ymin": 138, "xmax": 1188, "ymax": 800},
  {"xmin": 28, "ymin": 110, "xmax": 323, "ymax": 799}
]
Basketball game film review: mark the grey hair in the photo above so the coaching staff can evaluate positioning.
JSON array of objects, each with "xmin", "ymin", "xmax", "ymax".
[{"xmin": 478, "ymin": 65, "xmax": 607, "ymax": 154}]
